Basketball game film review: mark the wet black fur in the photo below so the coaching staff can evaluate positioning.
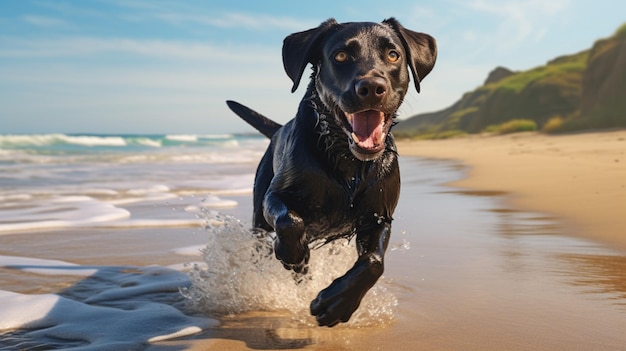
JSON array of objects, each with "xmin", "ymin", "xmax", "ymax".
[{"xmin": 226, "ymin": 18, "xmax": 436, "ymax": 327}]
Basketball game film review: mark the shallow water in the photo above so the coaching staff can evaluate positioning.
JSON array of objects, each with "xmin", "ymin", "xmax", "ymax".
[
  {"xmin": 0, "ymin": 133, "xmax": 264, "ymax": 234},
  {"xmin": 1, "ymin": 144, "xmax": 625, "ymax": 350}
]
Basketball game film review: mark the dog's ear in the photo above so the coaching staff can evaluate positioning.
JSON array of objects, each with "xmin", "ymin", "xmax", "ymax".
[
  {"xmin": 383, "ymin": 18, "xmax": 437, "ymax": 93},
  {"xmin": 282, "ymin": 18, "xmax": 338, "ymax": 93}
]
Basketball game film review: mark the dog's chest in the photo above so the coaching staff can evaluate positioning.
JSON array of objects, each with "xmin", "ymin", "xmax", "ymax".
[{"xmin": 296, "ymin": 165, "xmax": 389, "ymax": 240}]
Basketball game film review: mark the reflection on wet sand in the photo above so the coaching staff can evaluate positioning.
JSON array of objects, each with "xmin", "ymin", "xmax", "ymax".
[
  {"xmin": 487, "ymin": 202, "xmax": 626, "ymax": 308},
  {"xmin": 557, "ymin": 253, "xmax": 626, "ymax": 305},
  {"xmin": 156, "ymin": 310, "xmax": 392, "ymax": 350},
  {"xmin": 439, "ymin": 189, "xmax": 508, "ymax": 197},
  {"xmin": 201, "ymin": 312, "xmax": 316, "ymax": 350},
  {"xmin": 489, "ymin": 207, "xmax": 562, "ymax": 237}
]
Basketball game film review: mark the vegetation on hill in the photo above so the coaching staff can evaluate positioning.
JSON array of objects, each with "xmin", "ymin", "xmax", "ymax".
[{"xmin": 395, "ymin": 23, "xmax": 626, "ymax": 138}]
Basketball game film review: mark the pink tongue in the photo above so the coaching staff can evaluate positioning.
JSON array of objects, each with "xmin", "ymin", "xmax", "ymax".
[{"xmin": 352, "ymin": 111, "xmax": 384, "ymax": 149}]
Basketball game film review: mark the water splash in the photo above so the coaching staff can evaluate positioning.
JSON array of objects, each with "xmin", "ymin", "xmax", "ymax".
[{"xmin": 182, "ymin": 211, "xmax": 397, "ymax": 327}]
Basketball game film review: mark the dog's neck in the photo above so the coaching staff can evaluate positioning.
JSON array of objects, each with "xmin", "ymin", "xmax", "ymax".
[{"xmin": 306, "ymin": 89, "xmax": 353, "ymax": 161}]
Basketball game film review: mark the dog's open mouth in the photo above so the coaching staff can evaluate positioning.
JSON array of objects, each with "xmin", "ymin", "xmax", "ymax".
[{"xmin": 345, "ymin": 110, "xmax": 390, "ymax": 160}]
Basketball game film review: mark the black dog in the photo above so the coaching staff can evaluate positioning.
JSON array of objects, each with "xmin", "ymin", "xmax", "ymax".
[{"xmin": 226, "ymin": 18, "xmax": 436, "ymax": 327}]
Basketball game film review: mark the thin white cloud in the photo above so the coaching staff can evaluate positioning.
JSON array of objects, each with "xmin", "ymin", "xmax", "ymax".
[
  {"xmin": 421, "ymin": 0, "xmax": 572, "ymax": 72},
  {"xmin": 0, "ymin": 64, "xmax": 289, "ymax": 91},
  {"xmin": 105, "ymin": 0, "xmax": 315, "ymax": 32},
  {"xmin": 33, "ymin": 1, "xmax": 110, "ymax": 19},
  {"xmin": 22, "ymin": 14, "xmax": 70, "ymax": 28},
  {"xmin": 0, "ymin": 36, "xmax": 277, "ymax": 63},
  {"xmin": 213, "ymin": 12, "xmax": 316, "ymax": 31},
  {"xmin": 468, "ymin": 0, "xmax": 569, "ymax": 45},
  {"xmin": 152, "ymin": 11, "xmax": 315, "ymax": 31}
]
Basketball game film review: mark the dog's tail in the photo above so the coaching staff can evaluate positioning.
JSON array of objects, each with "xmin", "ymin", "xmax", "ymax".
[{"xmin": 226, "ymin": 100, "xmax": 282, "ymax": 139}]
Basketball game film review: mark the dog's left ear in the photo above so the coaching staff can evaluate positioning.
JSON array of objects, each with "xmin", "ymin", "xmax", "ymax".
[
  {"xmin": 383, "ymin": 18, "xmax": 437, "ymax": 93},
  {"xmin": 282, "ymin": 18, "xmax": 338, "ymax": 93}
]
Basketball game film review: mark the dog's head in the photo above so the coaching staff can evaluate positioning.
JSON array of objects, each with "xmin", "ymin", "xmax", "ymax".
[{"xmin": 283, "ymin": 18, "xmax": 437, "ymax": 161}]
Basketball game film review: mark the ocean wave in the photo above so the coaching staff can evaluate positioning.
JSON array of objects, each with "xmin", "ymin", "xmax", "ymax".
[
  {"xmin": 0, "ymin": 134, "xmax": 127, "ymax": 148},
  {"xmin": 128, "ymin": 137, "xmax": 162, "ymax": 148},
  {"xmin": 0, "ymin": 133, "xmax": 254, "ymax": 152},
  {"xmin": 63, "ymin": 135, "xmax": 127, "ymax": 147},
  {"xmin": 163, "ymin": 134, "xmax": 240, "ymax": 148},
  {"xmin": 165, "ymin": 134, "xmax": 199, "ymax": 142},
  {"xmin": 0, "ymin": 195, "xmax": 132, "ymax": 234},
  {"xmin": 165, "ymin": 134, "xmax": 234, "ymax": 142},
  {"xmin": 0, "ymin": 133, "xmax": 263, "ymax": 234},
  {"xmin": 0, "ymin": 190, "xmax": 244, "ymax": 234}
]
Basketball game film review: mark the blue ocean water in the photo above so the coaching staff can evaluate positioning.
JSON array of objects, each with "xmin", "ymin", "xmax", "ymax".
[{"xmin": 0, "ymin": 133, "xmax": 267, "ymax": 233}]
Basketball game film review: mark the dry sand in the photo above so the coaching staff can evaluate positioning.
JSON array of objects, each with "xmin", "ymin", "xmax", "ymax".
[{"xmin": 397, "ymin": 129, "xmax": 626, "ymax": 251}]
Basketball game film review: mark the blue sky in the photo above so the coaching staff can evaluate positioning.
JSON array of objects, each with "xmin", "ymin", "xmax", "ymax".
[{"xmin": 1, "ymin": 0, "xmax": 624, "ymax": 134}]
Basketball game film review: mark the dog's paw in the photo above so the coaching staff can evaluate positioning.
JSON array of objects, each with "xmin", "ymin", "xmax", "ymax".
[
  {"xmin": 274, "ymin": 237, "xmax": 309, "ymax": 273},
  {"xmin": 309, "ymin": 282, "xmax": 363, "ymax": 327},
  {"xmin": 273, "ymin": 211, "xmax": 309, "ymax": 272}
]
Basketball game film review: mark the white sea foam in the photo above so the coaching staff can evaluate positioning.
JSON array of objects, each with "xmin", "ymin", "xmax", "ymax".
[
  {"xmin": 0, "ymin": 193, "xmax": 220, "ymax": 233},
  {"xmin": 0, "ymin": 261, "xmax": 218, "ymax": 349},
  {"xmin": 0, "ymin": 149, "xmax": 57, "ymax": 164},
  {"xmin": 0, "ymin": 290, "xmax": 215, "ymax": 347},
  {"xmin": 183, "ymin": 212, "xmax": 398, "ymax": 327},
  {"xmin": 199, "ymin": 134, "xmax": 235, "ymax": 139},
  {"xmin": 107, "ymin": 192, "xmax": 179, "ymax": 206},
  {"xmin": 0, "ymin": 291, "xmax": 60, "ymax": 330},
  {"xmin": 61, "ymin": 135, "xmax": 127, "ymax": 147},
  {"xmin": 205, "ymin": 197, "xmax": 239, "ymax": 208},
  {"xmin": 127, "ymin": 184, "xmax": 171, "ymax": 195},
  {"xmin": 0, "ymin": 133, "xmax": 128, "ymax": 147},
  {"xmin": 0, "ymin": 134, "xmax": 64, "ymax": 147},
  {"xmin": 0, "ymin": 195, "xmax": 131, "ymax": 234},
  {"xmin": 95, "ymin": 218, "xmax": 204, "ymax": 229},
  {"xmin": 0, "ymin": 255, "xmax": 98, "ymax": 276},
  {"xmin": 0, "ymin": 133, "xmax": 264, "ymax": 152},
  {"xmin": 0, "ymin": 193, "xmax": 33, "ymax": 202},
  {"xmin": 164, "ymin": 134, "xmax": 240, "ymax": 144},
  {"xmin": 166, "ymin": 134, "xmax": 199, "ymax": 142},
  {"xmin": 172, "ymin": 245, "xmax": 206, "ymax": 256},
  {"xmin": 167, "ymin": 261, "xmax": 208, "ymax": 271},
  {"xmin": 131, "ymin": 137, "xmax": 162, "ymax": 147},
  {"xmin": 0, "ymin": 133, "xmax": 262, "ymax": 233},
  {"xmin": 207, "ymin": 188, "xmax": 253, "ymax": 195},
  {"xmin": 82, "ymin": 188, "xmax": 119, "ymax": 196},
  {"xmin": 199, "ymin": 175, "xmax": 255, "ymax": 192}
]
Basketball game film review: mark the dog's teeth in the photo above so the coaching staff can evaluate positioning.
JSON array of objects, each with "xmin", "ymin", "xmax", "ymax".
[
  {"xmin": 351, "ymin": 132, "xmax": 360, "ymax": 143},
  {"xmin": 345, "ymin": 112, "xmax": 353, "ymax": 123}
]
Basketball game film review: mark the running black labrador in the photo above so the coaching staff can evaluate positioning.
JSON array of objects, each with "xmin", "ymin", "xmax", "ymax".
[{"xmin": 226, "ymin": 18, "xmax": 436, "ymax": 327}]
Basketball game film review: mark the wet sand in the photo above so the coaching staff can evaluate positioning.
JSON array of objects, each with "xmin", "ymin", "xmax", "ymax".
[
  {"xmin": 2, "ymin": 150, "xmax": 626, "ymax": 350},
  {"xmin": 397, "ymin": 130, "xmax": 626, "ymax": 251}
]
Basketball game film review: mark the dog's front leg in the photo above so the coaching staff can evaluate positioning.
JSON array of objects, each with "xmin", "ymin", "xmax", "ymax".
[
  {"xmin": 263, "ymin": 191, "xmax": 310, "ymax": 273},
  {"xmin": 310, "ymin": 222, "xmax": 391, "ymax": 327}
]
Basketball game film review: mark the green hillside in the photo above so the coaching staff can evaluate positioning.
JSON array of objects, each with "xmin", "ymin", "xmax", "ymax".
[{"xmin": 396, "ymin": 23, "xmax": 626, "ymax": 137}]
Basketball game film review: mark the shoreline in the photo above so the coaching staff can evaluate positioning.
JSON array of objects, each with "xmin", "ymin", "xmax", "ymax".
[
  {"xmin": 397, "ymin": 129, "xmax": 626, "ymax": 252},
  {"xmin": 2, "ymin": 144, "xmax": 626, "ymax": 350}
]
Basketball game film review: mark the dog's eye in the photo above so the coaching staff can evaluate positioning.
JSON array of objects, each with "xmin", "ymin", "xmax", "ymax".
[
  {"xmin": 387, "ymin": 50, "xmax": 400, "ymax": 63},
  {"xmin": 334, "ymin": 51, "xmax": 348, "ymax": 63}
]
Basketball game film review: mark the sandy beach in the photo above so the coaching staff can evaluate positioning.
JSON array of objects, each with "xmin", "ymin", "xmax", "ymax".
[
  {"xmin": 2, "ymin": 132, "xmax": 626, "ymax": 350},
  {"xmin": 397, "ymin": 130, "xmax": 626, "ymax": 252}
]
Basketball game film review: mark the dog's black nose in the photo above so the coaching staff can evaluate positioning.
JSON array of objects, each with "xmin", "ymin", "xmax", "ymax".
[{"xmin": 355, "ymin": 77, "xmax": 387, "ymax": 104}]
